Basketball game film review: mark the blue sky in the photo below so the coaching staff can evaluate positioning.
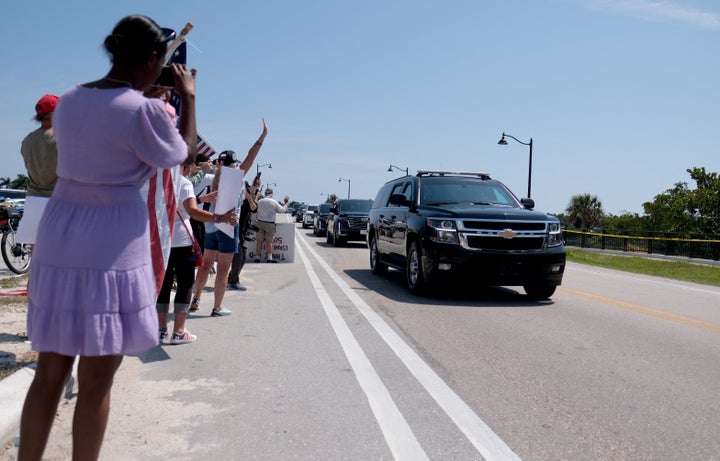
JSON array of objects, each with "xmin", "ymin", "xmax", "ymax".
[{"xmin": 1, "ymin": 0, "xmax": 717, "ymax": 215}]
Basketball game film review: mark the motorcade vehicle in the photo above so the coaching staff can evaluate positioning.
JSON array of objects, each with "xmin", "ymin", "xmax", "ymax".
[
  {"xmin": 326, "ymin": 199, "xmax": 373, "ymax": 246},
  {"xmin": 367, "ymin": 170, "xmax": 565, "ymax": 298},
  {"xmin": 301, "ymin": 205, "xmax": 319, "ymax": 229},
  {"xmin": 312, "ymin": 203, "xmax": 332, "ymax": 236},
  {"xmin": 295, "ymin": 205, "xmax": 307, "ymax": 223}
]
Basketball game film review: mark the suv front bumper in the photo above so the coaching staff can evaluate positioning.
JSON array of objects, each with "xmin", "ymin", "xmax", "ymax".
[{"xmin": 420, "ymin": 239, "xmax": 565, "ymax": 287}]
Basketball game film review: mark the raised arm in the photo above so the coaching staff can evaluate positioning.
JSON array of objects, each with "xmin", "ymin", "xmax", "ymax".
[
  {"xmin": 238, "ymin": 118, "xmax": 268, "ymax": 173},
  {"xmin": 171, "ymin": 64, "xmax": 198, "ymax": 162}
]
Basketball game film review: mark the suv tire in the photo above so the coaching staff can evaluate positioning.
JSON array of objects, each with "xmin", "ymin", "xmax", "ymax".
[
  {"xmin": 406, "ymin": 240, "xmax": 426, "ymax": 294},
  {"xmin": 332, "ymin": 228, "xmax": 344, "ymax": 247},
  {"xmin": 369, "ymin": 236, "xmax": 388, "ymax": 275}
]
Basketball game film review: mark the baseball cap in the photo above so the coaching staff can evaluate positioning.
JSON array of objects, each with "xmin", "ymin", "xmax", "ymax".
[
  {"xmin": 217, "ymin": 150, "xmax": 237, "ymax": 166},
  {"xmin": 35, "ymin": 94, "xmax": 59, "ymax": 116},
  {"xmin": 265, "ymin": 188, "xmax": 273, "ymax": 196},
  {"xmin": 195, "ymin": 153, "xmax": 209, "ymax": 164}
]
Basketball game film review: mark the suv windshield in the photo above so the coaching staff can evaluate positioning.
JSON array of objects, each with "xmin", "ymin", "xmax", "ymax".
[
  {"xmin": 420, "ymin": 179, "xmax": 517, "ymax": 206},
  {"xmin": 307, "ymin": 205, "xmax": 319, "ymax": 212},
  {"xmin": 319, "ymin": 203, "xmax": 332, "ymax": 213},
  {"xmin": 340, "ymin": 200, "xmax": 372, "ymax": 212}
]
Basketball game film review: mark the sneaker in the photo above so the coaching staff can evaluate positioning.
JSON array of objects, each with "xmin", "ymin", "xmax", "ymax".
[
  {"xmin": 227, "ymin": 283, "xmax": 247, "ymax": 291},
  {"xmin": 211, "ymin": 307, "xmax": 232, "ymax": 317},
  {"xmin": 170, "ymin": 330, "xmax": 197, "ymax": 344},
  {"xmin": 189, "ymin": 298, "xmax": 200, "ymax": 312},
  {"xmin": 159, "ymin": 327, "xmax": 168, "ymax": 343},
  {"xmin": 254, "ymin": 258, "xmax": 261, "ymax": 263},
  {"xmin": 266, "ymin": 259, "xmax": 277, "ymax": 263}
]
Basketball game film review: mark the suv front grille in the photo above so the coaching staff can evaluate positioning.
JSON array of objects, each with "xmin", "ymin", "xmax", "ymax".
[
  {"xmin": 347, "ymin": 216, "xmax": 369, "ymax": 229},
  {"xmin": 465, "ymin": 235, "xmax": 545, "ymax": 251},
  {"xmin": 457, "ymin": 220, "xmax": 549, "ymax": 252},
  {"xmin": 462, "ymin": 221, "xmax": 545, "ymax": 231}
]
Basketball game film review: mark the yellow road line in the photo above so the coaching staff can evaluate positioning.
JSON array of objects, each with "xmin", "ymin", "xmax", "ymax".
[{"xmin": 559, "ymin": 286, "xmax": 720, "ymax": 334}]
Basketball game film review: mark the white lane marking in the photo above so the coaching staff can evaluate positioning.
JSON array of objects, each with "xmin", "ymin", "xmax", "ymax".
[
  {"xmin": 569, "ymin": 264, "xmax": 720, "ymax": 296},
  {"xmin": 296, "ymin": 242, "xmax": 429, "ymax": 461},
  {"xmin": 297, "ymin": 232, "xmax": 522, "ymax": 461}
]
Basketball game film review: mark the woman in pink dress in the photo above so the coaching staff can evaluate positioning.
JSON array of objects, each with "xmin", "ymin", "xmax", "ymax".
[{"xmin": 19, "ymin": 15, "xmax": 197, "ymax": 460}]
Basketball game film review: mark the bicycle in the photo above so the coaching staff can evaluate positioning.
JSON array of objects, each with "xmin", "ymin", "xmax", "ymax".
[{"xmin": 0, "ymin": 205, "xmax": 31, "ymax": 274}]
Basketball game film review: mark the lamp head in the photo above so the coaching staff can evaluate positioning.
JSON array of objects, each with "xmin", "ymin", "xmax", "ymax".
[
  {"xmin": 498, "ymin": 134, "xmax": 508, "ymax": 145},
  {"xmin": 387, "ymin": 165, "xmax": 393, "ymax": 172}
]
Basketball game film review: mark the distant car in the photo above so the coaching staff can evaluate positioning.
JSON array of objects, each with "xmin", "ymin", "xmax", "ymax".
[
  {"xmin": 295, "ymin": 205, "xmax": 307, "ymax": 222},
  {"xmin": 326, "ymin": 199, "xmax": 373, "ymax": 246},
  {"xmin": 301, "ymin": 205, "xmax": 319, "ymax": 229},
  {"xmin": 0, "ymin": 189, "xmax": 27, "ymax": 214},
  {"xmin": 312, "ymin": 203, "xmax": 332, "ymax": 236}
]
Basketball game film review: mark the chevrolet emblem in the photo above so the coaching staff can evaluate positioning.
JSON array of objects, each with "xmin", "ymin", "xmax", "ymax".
[{"xmin": 499, "ymin": 229, "xmax": 517, "ymax": 239}]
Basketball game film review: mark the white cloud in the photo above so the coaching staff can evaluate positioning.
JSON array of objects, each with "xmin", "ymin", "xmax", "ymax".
[{"xmin": 587, "ymin": 0, "xmax": 720, "ymax": 29}]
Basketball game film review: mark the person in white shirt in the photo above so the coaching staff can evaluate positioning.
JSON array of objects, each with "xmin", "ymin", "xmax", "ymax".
[
  {"xmin": 254, "ymin": 188, "xmax": 289, "ymax": 263},
  {"xmin": 156, "ymin": 160, "xmax": 237, "ymax": 343}
]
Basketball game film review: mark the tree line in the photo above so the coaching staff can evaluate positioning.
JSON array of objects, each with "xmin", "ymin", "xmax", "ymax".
[
  {"xmin": 555, "ymin": 167, "xmax": 720, "ymax": 238},
  {"xmin": 0, "ymin": 174, "xmax": 29, "ymax": 190}
]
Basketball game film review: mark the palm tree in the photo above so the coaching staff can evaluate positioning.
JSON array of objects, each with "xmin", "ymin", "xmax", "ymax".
[{"xmin": 566, "ymin": 194, "xmax": 604, "ymax": 229}]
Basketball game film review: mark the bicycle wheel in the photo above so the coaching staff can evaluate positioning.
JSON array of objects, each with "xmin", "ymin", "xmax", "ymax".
[{"xmin": 2, "ymin": 230, "xmax": 31, "ymax": 274}]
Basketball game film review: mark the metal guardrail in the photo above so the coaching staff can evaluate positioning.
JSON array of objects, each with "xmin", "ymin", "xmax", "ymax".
[{"xmin": 563, "ymin": 229, "xmax": 720, "ymax": 261}]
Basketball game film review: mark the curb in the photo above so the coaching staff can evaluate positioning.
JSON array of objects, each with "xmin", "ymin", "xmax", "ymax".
[
  {"xmin": 0, "ymin": 360, "xmax": 77, "ymax": 449},
  {"xmin": 0, "ymin": 365, "xmax": 35, "ymax": 447}
]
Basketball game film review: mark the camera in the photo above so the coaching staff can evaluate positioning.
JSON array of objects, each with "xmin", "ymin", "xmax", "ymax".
[{"xmin": 153, "ymin": 66, "xmax": 175, "ymax": 87}]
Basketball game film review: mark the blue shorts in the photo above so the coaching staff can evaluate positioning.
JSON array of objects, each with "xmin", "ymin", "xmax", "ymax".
[{"xmin": 204, "ymin": 227, "xmax": 239, "ymax": 254}]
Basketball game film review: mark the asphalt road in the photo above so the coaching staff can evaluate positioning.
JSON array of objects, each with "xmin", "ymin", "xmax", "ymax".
[{"xmin": 5, "ymin": 225, "xmax": 720, "ymax": 460}]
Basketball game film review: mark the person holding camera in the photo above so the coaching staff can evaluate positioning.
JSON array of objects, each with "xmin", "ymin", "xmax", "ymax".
[
  {"xmin": 20, "ymin": 15, "xmax": 197, "ymax": 460},
  {"xmin": 228, "ymin": 173, "xmax": 262, "ymax": 290}
]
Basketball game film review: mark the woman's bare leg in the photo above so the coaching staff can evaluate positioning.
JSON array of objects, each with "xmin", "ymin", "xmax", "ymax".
[
  {"xmin": 18, "ymin": 352, "xmax": 75, "ymax": 461},
  {"xmin": 71, "ymin": 355, "xmax": 123, "ymax": 461}
]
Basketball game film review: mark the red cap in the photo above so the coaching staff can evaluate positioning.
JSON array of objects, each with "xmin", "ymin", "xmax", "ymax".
[{"xmin": 35, "ymin": 94, "xmax": 59, "ymax": 115}]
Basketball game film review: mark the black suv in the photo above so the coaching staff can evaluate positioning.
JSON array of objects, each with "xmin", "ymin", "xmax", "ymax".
[
  {"xmin": 326, "ymin": 199, "xmax": 373, "ymax": 246},
  {"xmin": 367, "ymin": 171, "xmax": 565, "ymax": 298},
  {"xmin": 312, "ymin": 203, "xmax": 332, "ymax": 236}
]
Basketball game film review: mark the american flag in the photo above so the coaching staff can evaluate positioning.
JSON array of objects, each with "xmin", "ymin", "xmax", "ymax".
[
  {"xmin": 144, "ymin": 30, "xmax": 187, "ymax": 293},
  {"xmin": 197, "ymin": 133, "xmax": 218, "ymax": 159}
]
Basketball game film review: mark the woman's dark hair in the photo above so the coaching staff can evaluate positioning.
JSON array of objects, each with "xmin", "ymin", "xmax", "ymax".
[{"xmin": 104, "ymin": 15, "xmax": 168, "ymax": 67}]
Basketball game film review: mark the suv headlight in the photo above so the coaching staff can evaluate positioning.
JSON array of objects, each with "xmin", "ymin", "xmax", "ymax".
[
  {"xmin": 547, "ymin": 222, "xmax": 563, "ymax": 247},
  {"xmin": 428, "ymin": 218, "xmax": 459, "ymax": 244}
]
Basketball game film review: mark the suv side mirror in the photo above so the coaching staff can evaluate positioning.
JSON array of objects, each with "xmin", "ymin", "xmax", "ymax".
[
  {"xmin": 389, "ymin": 193, "xmax": 411, "ymax": 207},
  {"xmin": 521, "ymin": 198, "xmax": 535, "ymax": 210}
]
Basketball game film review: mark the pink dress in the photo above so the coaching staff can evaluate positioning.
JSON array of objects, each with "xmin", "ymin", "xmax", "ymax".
[{"xmin": 27, "ymin": 85, "xmax": 187, "ymax": 356}]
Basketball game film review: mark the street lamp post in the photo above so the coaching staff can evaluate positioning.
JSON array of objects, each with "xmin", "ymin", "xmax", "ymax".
[
  {"xmin": 387, "ymin": 164, "xmax": 409, "ymax": 175},
  {"xmin": 256, "ymin": 162, "xmax": 272, "ymax": 177},
  {"xmin": 338, "ymin": 177, "xmax": 350, "ymax": 199},
  {"xmin": 498, "ymin": 132, "xmax": 533, "ymax": 198}
]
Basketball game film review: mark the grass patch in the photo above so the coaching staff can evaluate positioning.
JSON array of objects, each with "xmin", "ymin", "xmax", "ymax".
[
  {"xmin": 0, "ymin": 273, "xmax": 28, "ymax": 306},
  {"xmin": 566, "ymin": 249, "xmax": 720, "ymax": 287}
]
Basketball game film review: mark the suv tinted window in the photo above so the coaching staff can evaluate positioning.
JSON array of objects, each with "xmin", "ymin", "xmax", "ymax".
[
  {"xmin": 372, "ymin": 184, "xmax": 392, "ymax": 209},
  {"xmin": 340, "ymin": 200, "xmax": 372, "ymax": 212},
  {"xmin": 420, "ymin": 179, "xmax": 516, "ymax": 206}
]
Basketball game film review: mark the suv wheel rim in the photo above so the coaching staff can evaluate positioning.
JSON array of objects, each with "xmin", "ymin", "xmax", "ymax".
[{"xmin": 408, "ymin": 250, "xmax": 418, "ymax": 285}]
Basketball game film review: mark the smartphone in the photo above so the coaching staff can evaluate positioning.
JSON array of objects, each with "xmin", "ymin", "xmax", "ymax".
[{"xmin": 153, "ymin": 66, "xmax": 175, "ymax": 87}]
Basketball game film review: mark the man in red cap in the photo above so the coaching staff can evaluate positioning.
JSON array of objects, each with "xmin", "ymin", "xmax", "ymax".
[{"xmin": 17, "ymin": 94, "xmax": 60, "ymax": 245}]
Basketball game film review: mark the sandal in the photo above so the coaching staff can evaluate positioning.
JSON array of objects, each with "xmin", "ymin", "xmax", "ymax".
[{"xmin": 189, "ymin": 298, "xmax": 200, "ymax": 312}]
